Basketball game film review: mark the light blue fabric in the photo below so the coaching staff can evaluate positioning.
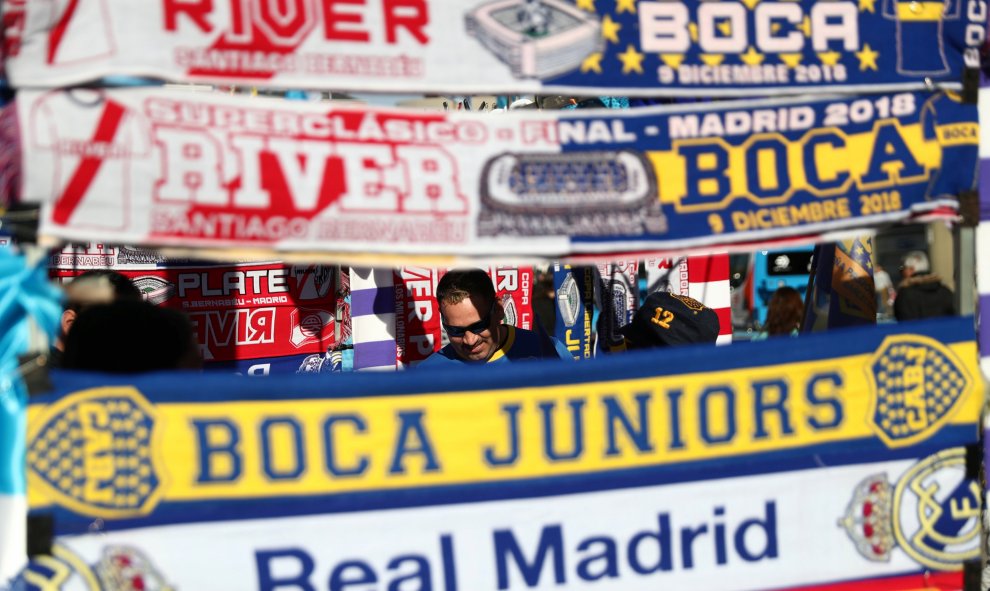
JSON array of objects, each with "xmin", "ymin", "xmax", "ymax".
[{"xmin": 0, "ymin": 248, "xmax": 61, "ymax": 494}]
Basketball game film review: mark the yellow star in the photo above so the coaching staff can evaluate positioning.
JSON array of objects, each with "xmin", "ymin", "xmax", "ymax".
[
  {"xmin": 740, "ymin": 46, "xmax": 764, "ymax": 65},
  {"xmin": 818, "ymin": 50, "xmax": 841, "ymax": 66},
  {"xmin": 660, "ymin": 54, "xmax": 685, "ymax": 68},
  {"xmin": 716, "ymin": 20, "xmax": 732, "ymax": 36},
  {"xmin": 618, "ymin": 44, "xmax": 645, "ymax": 73},
  {"xmin": 688, "ymin": 23, "xmax": 699, "ymax": 42},
  {"xmin": 859, "ymin": 0, "xmax": 876, "ymax": 11},
  {"xmin": 855, "ymin": 43, "xmax": 879, "ymax": 70},
  {"xmin": 700, "ymin": 53, "xmax": 724, "ymax": 66},
  {"xmin": 771, "ymin": 23, "xmax": 782, "ymax": 34},
  {"xmin": 779, "ymin": 53, "xmax": 803, "ymax": 68},
  {"xmin": 581, "ymin": 52, "xmax": 604, "ymax": 73},
  {"xmin": 601, "ymin": 14, "xmax": 621, "ymax": 43},
  {"xmin": 798, "ymin": 16, "xmax": 811, "ymax": 37},
  {"xmin": 741, "ymin": 0, "xmax": 760, "ymax": 9},
  {"xmin": 616, "ymin": 0, "xmax": 637, "ymax": 13},
  {"xmin": 575, "ymin": 0, "xmax": 596, "ymax": 12}
]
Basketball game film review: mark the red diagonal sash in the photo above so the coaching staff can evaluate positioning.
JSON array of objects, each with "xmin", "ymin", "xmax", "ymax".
[
  {"xmin": 51, "ymin": 99, "xmax": 127, "ymax": 225},
  {"xmin": 47, "ymin": 0, "xmax": 81, "ymax": 64}
]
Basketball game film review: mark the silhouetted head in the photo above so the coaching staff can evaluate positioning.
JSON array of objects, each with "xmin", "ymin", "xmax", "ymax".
[{"xmin": 63, "ymin": 300, "xmax": 201, "ymax": 373}]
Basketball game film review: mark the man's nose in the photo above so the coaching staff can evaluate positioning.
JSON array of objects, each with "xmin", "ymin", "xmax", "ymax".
[{"xmin": 463, "ymin": 331, "xmax": 480, "ymax": 346}]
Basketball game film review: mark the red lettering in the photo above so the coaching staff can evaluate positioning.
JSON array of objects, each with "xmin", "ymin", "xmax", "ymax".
[
  {"xmin": 199, "ymin": 310, "xmax": 237, "ymax": 347},
  {"xmin": 164, "ymin": 0, "xmax": 214, "ymax": 32},
  {"xmin": 256, "ymin": 0, "xmax": 314, "ymax": 46},
  {"xmin": 242, "ymin": 308, "xmax": 275, "ymax": 343},
  {"xmin": 163, "ymin": 0, "xmax": 428, "ymax": 46},
  {"xmin": 494, "ymin": 268, "xmax": 518, "ymax": 292},
  {"xmin": 323, "ymin": 0, "xmax": 370, "ymax": 42},
  {"xmin": 193, "ymin": 308, "xmax": 276, "ymax": 350},
  {"xmin": 384, "ymin": 0, "xmax": 429, "ymax": 44},
  {"xmin": 229, "ymin": 0, "xmax": 252, "ymax": 42}
]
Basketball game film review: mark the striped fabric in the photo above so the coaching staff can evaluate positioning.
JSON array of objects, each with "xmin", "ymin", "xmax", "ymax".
[
  {"xmin": 645, "ymin": 254, "xmax": 733, "ymax": 345},
  {"xmin": 348, "ymin": 267, "xmax": 397, "ymax": 371},
  {"xmin": 977, "ymin": 88, "xmax": 990, "ymax": 378}
]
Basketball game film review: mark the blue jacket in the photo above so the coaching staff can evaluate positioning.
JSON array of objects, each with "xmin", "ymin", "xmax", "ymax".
[{"xmin": 418, "ymin": 326, "xmax": 573, "ymax": 366}]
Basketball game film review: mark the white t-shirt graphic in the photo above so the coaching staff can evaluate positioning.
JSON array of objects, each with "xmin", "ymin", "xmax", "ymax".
[
  {"xmin": 31, "ymin": 90, "xmax": 149, "ymax": 230},
  {"xmin": 43, "ymin": 0, "xmax": 115, "ymax": 65}
]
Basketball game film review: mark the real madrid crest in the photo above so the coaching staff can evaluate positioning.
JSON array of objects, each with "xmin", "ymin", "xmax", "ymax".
[
  {"xmin": 15, "ymin": 543, "xmax": 173, "ymax": 591},
  {"xmin": 839, "ymin": 448, "xmax": 980, "ymax": 570}
]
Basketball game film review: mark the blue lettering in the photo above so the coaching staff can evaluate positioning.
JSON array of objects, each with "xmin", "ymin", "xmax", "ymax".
[
  {"xmin": 256, "ymin": 548, "xmax": 315, "ymax": 591},
  {"xmin": 389, "ymin": 410, "xmax": 441, "ymax": 474},
  {"xmin": 680, "ymin": 143, "xmax": 730, "ymax": 205},
  {"xmin": 323, "ymin": 414, "xmax": 370, "ymax": 477},
  {"xmin": 861, "ymin": 122, "xmax": 925, "ymax": 186},
  {"xmin": 627, "ymin": 514, "xmax": 672, "ymax": 574},
  {"xmin": 484, "ymin": 403, "xmax": 521, "ymax": 466},
  {"xmin": 329, "ymin": 560, "xmax": 377, "ymax": 591},
  {"xmin": 575, "ymin": 537, "xmax": 618, "ymax": 581},
  {"xmin": 539, "ymin": 400, "xmax": 585, "ymax": 461},
  {"xmin": 806, "ymin": 373, "xmax": 844, "ymax": 429},
  {"xmin": 666, "ymin": 389, "xmax": 686, "ymax": 450},
  {"xmin": 713, "ymin": 506, "xmax": 728, "ymax": 565},
  {"xmin": 680, "ymin": 522, "xmax": 708, "ymax": 569},
  {"xmin": 699, "ymin": 386, "xmax": 736, "ymax": 444},
  {"xmin": 735, "ymin": 501, "xmax": 779, "ymax": 562},
  {"xmin": 745, "ymin": 137, "xmax": 789, "ymax": 199},
  {"xmin": 192, "ymin": 418, "xmax": 242, "ymax": 483},
  {"xmin": 604, "ymin": 393, "xmax": 654, "ymax": 456},
  {"xmin": 803, "ymin": 131, "xmax": 850, "ymax": 191},
  {"xmin": 440, "ymin": 534, "xmax": 459, "ymax": 591},
  {"xmin": 752, "ymin": 379, "xmax": 794, "ymax": 440},
  {"xmin": 386, "ymin": 555, "xmax": 431, "ymax": 591},
  {"xmin": 494, "ymin": 525, "xmax": 565, "ymax": 589},
  {"xmin": 260, "ymin": 417, "xmax": 305, "ymax": 481}
]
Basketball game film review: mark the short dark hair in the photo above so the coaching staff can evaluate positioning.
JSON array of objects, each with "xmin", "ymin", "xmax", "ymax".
[
  {"xmin": 64, "ymin": 269, "xmax": 142, "ymax": 311},
  {"xmin": 436, "ymin": 268, "xmax": 496, "ymax": 308},
  {"xmin": 63, "ymin": 300, "xmax": 200, "ymax": 373}
]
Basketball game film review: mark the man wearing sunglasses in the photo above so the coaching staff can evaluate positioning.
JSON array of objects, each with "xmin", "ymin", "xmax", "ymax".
[{"xmin": 419, "ymin": 268, "xmax": 572, "ymax": 366}]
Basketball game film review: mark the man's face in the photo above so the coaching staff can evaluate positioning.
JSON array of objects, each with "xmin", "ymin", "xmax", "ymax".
[{"xmin": 440, "ymin": 296, "xmax": 501, "ymax": 362}]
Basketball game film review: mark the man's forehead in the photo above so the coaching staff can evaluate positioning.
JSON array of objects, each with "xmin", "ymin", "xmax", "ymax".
[{"xmin": 440, "ymin": 295, "xmax": 491, "ymax": 316}]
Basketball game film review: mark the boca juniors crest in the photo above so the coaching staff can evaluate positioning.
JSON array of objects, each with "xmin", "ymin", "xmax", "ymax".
[
  {"xmin": 865, "ymin": 334, "xmax": 972, "ymax": 448},
  {"xmin": 26, "ymin": 387, "xmax": 162, "ymax": 519}
]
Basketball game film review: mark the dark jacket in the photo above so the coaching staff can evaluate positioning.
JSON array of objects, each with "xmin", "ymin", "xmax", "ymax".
[{"xmin": 894, "ymin": 274, "xmax": 955, "ymax": 321}]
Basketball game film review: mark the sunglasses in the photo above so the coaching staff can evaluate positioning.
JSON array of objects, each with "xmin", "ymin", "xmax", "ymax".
[{"xmin": 443, "ymin": 301, "xmax": 496, "ymax": 338}]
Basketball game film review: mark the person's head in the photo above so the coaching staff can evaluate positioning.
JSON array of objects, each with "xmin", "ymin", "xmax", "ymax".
[
  {"xmin": 764, "ymin": 286, "xmax": 804, "ymax": 336},
  {"xmin": 900, "ymin": 251, "xmax": 930, "ymax": 278},
  {"xmin": 62, "ymin": 300, "xmax": 201, "ymax": 373},
  {"xmin": 435, "ymin": 268, "xmax": 504, "ymax": 362},
  {"xmin": 619, "ymin": 291, "xmax": 720, "ymax": 350},
  {"xmin": 58, "ymin": 270, "xmax": 142, "ymax": 349}
]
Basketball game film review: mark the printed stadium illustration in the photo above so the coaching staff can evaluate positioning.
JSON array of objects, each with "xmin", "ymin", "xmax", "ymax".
[
  {"xmin": 465, "ymin": 0, "xmax": 603, "ymax": 79},
  {"xmin": 478, "ymin": 150, "xmax": 666, "ymax": 237}
]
